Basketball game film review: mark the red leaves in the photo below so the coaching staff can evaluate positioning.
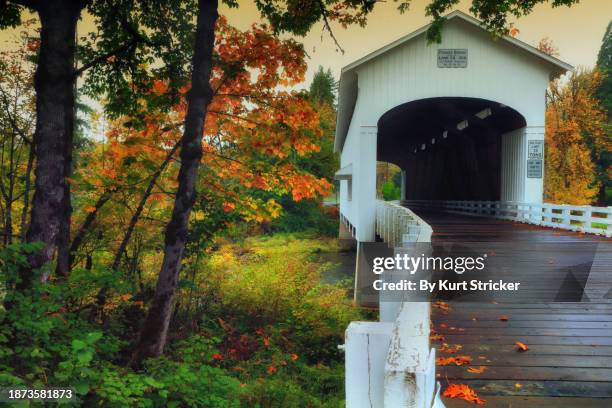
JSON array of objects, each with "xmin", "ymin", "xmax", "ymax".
[{"xmin": 443, "ymin": 383, "xmax": 486, "ymax": 405}]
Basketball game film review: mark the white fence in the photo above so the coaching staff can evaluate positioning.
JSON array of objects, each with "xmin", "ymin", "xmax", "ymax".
[
  {"xmin": 403, "ymin": 200, "xmax": 612, "ymax": 237},
  {"xmin": 344, "ymin": 200, "xmax": 443, "ymax": 408}
]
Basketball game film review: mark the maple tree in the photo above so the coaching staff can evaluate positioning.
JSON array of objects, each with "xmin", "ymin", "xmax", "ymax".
[{"xmin": 544, "ymin": 68, "xmax": 610, "ymax": 205}]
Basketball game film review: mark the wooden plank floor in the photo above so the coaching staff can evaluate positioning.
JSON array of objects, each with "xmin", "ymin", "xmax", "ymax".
[{"xmin": 411, "ymin": 210, "xmax": 612, "ymax": 407}]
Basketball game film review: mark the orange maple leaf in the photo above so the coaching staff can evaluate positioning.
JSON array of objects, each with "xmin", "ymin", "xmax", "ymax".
[
  {"xmin": 515, "ymin": 341, "xmax": 529, "ymax": 352},
  {"xmin": 499, "ymin": 315, "xmax": 509, "ymax": 321},
  {"xmin": 443, "ymin": 383, "xmax": 486, "ymax": 405},
  {"xmin": 467, "ymin": 366, "xmax": 487, "ymax": 374},
  {"xmin": 436, "ymin": 355, "xmax": 473, "ymax": 366},
  {"xmin": 430, "ymin": 333, "xmax": 446, "ymax": 342}
]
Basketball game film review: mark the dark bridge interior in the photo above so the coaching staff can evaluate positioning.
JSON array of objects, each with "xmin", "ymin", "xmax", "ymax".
[{"xmin": 377, "ymin": 97, "xmax": 526, "ymax": 200}]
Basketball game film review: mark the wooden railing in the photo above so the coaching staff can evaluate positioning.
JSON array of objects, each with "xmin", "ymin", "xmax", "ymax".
[{"xmin": 403, "ymin": 200, "xmax": 612, "ymax": 237}]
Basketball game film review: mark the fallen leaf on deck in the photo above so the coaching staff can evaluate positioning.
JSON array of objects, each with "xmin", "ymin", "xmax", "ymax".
[
  {"xmin": 430, "ymin": 330, "xmax": 446, "ymax": 341},
  {"xmin": 499, "ymin": 315, "xmax": 509, "ymax": 321},
  {"xmin": 514, "ymin": 383, "xmax": 522, "ymax": 389},
  {"xmin": 443, "ymin": 383, "xmax": 486, "ymax": 405},
  {"xmin": 467, "ymin": 366, "xmax": 487, "ymax": 374},
  {"xmin": 515, "ymin": 341, "xmax": 529, "ymax": 352},
  {"xmin": 433, "ymin": 301, "xmax": 450, "ymax": 311},
  {"xmin": 436, "ymin": 355, "xmax": 473, "ymax": 366},
  {"xmin": 438, "ymin": 343, "xmax": 463, "ymax": 353}
]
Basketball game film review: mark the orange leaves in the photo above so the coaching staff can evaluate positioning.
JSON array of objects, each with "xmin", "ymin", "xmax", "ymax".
[
  {"xmin": 430, "ymin": 333, "xmax": 445, "ymax": 342},
  {"xmin": 544, "ymin": 69, "xmax": 608, "ymax": 205},
  {"xmin": 443, "ymin": 383, "xmax": 486, "ymax": 405},
  {"xmin": 467, "ymin": 366, "xmax": 487, "ymax": 374},
  {"xmin": 499, "ymin": 315, "xmax": 509, "ymax": 321},
  {"xmin": 515, "ymin": 341, "xmax": 529, "ymax": 352},
  {"xmin": 433, "ymin": 301, "xmax": 450, "ymax": 312},
  {"xmin": 151, "ymin": 79, "xmax": 168, "ymax": 96},
  {"xmin": 84, "ymin": 205, "xmax": 98, "ymax": 213},
  {"xmin": 438, "ymin": 343, "xmax": 462, "ymax": 353},
  {"xmin": 436, "ymin": 355, "xmax": 473, "ymax": 366}
]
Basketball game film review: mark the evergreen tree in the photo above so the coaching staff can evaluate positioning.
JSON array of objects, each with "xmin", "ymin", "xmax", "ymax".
[
  {"xmin": 596, "ymin": 21, "xmax": 612, "ymax": 117},
  {"xmin": 595, "ymin": 21, "xmax": 612, "ymax": 204},
  {"xmin": 309, "ymin": 66, "xmax": 337, "ymax": 107}
]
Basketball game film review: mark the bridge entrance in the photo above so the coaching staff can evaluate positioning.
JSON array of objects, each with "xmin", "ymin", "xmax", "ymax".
[{"xmin": 378, "ymin": 97, "xmax": 526, "ymax": 202}]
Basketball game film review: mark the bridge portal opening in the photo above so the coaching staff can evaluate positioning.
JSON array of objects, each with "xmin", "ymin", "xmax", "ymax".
[{"xmin": 377, "ymin": 97, "xmax": 526, "ymax": 201}]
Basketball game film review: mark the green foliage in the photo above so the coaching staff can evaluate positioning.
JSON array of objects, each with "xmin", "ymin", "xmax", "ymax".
[
  {"xmin": 309, "ymin": 66, "xmax": 337, "ymax": 106},
  {"xmin": 188, "ymin": 234, "xmax": 365, "ymax": 406},
  {"xmin": 381, "ymin": 180, "xmax": 401, "ymax": 201},
  {"xmin": 0, "ymin": 3, "xmax": 22, "ymax": 29},
  {"xmin": 271, "ymin": 197, "xmax": 338, "ymax": 236},
  {"xmin": 1, "ymin": 234, "xmax": 362, "ymax": 407},
  {"xmin": 426, "ymin": 0, "xmax": 579, "ymax": 42},
  {"xmin": 596, "ymin": 21, "xmax": 612, "ymax": 118},
  {"xmin": 595, "ymin": 20, "xmax": 612, "ymax": 204}
]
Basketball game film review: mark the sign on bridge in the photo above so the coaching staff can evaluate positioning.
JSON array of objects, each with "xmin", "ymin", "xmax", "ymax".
[
  {"xmin": 437, "ymin": 49, "xmax": 468, "ymax": 68},
  {"xmin": 527, "ymin": 140, "xmax": 544, "ymax": 178}
]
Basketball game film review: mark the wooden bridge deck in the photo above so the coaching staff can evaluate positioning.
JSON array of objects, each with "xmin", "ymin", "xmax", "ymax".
[{"xmin": 412, "ymin": 210, "xmax": 612, "ymax": 407}]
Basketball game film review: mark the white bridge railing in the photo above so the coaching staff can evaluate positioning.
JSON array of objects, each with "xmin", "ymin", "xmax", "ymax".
[
  {"xmin": 344, "ymin": 200, "xmax": 443, "ymax": 408},
  {"xmin": 376, "ymin": 200, "xmax": 433, "ymax": 245},
  {"xmin": 403, "ymin": 200, "xmax": 612, "ymax": 237}
]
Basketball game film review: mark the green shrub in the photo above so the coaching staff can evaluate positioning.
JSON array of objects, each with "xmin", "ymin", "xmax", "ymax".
[{"xmin": 381, "ymin": 180, "xmax": 401, "ymax": 201}]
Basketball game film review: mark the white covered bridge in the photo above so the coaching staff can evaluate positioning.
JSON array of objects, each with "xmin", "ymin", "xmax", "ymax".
[{"xmin": 336, "ymin": 11, "xmax": 612, "ymax": 408}]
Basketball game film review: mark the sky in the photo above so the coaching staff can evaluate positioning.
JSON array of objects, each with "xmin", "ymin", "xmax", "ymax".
[{"xmin": 221, "ymin": 0, "xmax": 610, "ymax": 86}]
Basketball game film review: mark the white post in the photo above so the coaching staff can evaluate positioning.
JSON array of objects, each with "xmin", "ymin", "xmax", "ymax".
[
  {"xmin": 345, "ymin": 321, "xmax": 394, "ymax": 408},
  {"xmin": 355, "ymin": 125, "xmax": 378, "ymax": 242}
]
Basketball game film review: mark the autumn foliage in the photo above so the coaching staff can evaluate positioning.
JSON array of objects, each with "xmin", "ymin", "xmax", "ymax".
[
  {"xmin": 72, "ymin": 16, "xmax": 332, "ymax": 265},
  {"xmin": 544, "ymin": 69, "xmax": 611, "ymax": 205}
]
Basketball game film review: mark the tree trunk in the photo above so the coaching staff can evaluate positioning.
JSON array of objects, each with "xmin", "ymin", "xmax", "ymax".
[
  {"xmin": 21, "ymin": 1, "xmax": 81, "ymax": 287},
  {"xmin": 131, "ymin": 0, "xmax": 218, "ymax": 365}
]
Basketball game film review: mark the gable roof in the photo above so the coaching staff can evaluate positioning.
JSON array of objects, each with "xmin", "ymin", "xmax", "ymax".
[
  {"xmin": 342, "ymin": 10, "xmax": 573, "ymax": 75},
  {"xmin": 334, "ymin": 10, "xmax": 573, "ymax": 152}
]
